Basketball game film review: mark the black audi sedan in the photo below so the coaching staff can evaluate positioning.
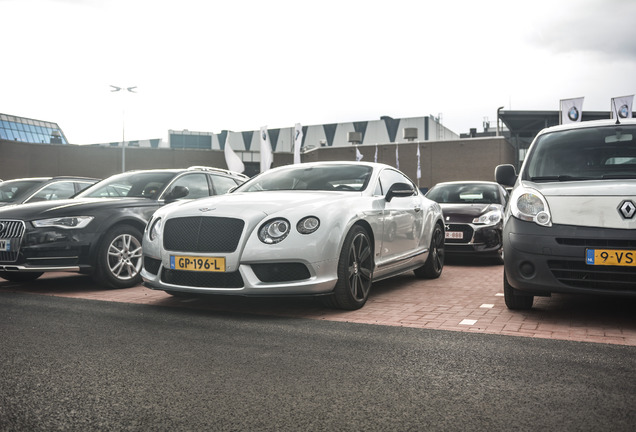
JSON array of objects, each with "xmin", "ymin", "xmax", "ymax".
[
  {"xmin": 426, "ymin": 181, "xmax": 508, "ymax": 263},
  {"xmin": 0, "ymin": 176, "xmax": 98, "ymax": 207},
  {"xmin": 0, "ymin": 166, "xmax": 248, "ymax": 288}
]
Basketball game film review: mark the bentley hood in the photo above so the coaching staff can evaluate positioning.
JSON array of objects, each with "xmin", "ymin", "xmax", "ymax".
[{"xmin": 160, "ymin": 191, "xmax": 356, "ymax": 219}]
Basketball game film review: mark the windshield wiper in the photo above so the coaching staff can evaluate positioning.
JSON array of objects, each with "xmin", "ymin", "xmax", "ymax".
[{"xmin": 529, "ymin": 175, "xmax": 594, "ymax": 182}]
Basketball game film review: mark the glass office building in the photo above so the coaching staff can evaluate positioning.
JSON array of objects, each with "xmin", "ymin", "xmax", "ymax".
[{"xmin": 0, "ymin": 113, "xmax": 69, "ymax": 144}]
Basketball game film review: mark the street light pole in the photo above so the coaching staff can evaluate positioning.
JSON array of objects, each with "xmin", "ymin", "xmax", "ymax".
[{"xmin": 110, "ymin": 85, "xmax": 137, "ymax": 172}]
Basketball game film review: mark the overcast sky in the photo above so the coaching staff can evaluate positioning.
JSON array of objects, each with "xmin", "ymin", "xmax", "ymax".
[{"xmin": 2, "ymin": 0, "xmax": 636, "ymax": 144}]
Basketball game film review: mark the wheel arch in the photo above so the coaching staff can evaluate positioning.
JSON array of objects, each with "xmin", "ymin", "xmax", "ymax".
[{"xmin": 88, "ymin": 217, "xmax": 148, "ymax": 266}]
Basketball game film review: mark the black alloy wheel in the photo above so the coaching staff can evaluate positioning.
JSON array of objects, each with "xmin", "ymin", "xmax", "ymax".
[
  {"xmin": 414, "ymin": 223, "xmax": 444, "ymax": 279},
  {"xmin": 327, "ymin": 225, "xmax": 374, "ymax": 310}
]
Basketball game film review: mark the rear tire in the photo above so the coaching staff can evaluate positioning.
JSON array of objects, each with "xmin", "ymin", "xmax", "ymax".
[
  {"xmin": 324, "ymin": 225, "xmax": 373, "ymax": 310},
  {"xmin": 0, "ymin": 271, "xmax": 43, "ymax": 283},
  {"xmin": 503, "ymin": 272, "xmax": 534, "ymax": 310},
  {"xmin": 414, "ymin": 223, "xmax": 444, "ymax": 279}
]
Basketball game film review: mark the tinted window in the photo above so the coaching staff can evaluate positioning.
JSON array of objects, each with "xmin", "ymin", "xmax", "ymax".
[
  {"xmin": 524, "ymin": 125, "xmax": 636, "ymax": 180},
  {"xmin": 169, "ymin": 173, "xmax": 210, "ymax": 199},
  {"xmin": 377, "ymin": 169, "xmax": 415, "ymax": 196},
  {"xmin": 238, "ymin": 165, "xmax": 373, "ymax": 192},
  {"xmin": 0, "ymin": 180, "xmax": 44, "ymax": 203},
  {"xmin": 26, "ymin": 182, "xmax": 76, "ymax": 202},
  {"xmin": 426, "ymin": 183, "xmax": 501, "ymax": 204},
  {"xmin": 79, "ymin": 172, "xmax": 176, "ymax": 198},
  {"xmin": 210, "ymin": 175, "xmax": 240, "ymax": 194}
]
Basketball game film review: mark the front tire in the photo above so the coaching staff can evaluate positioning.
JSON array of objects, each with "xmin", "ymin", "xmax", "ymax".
[
  {"xmin": 325, "ymin": 225, "xmax": 373, "ymax": 310},
  {"xmin": 414, "ymin": 223, "xmax": 444, "ymax": 279},
  {"xmin": 0, "ymin": 272, "xmax": 44, "ymax": 283},
  {"xmin": 503, "ymin": 272, "xmax": 533, "ymax": 310},
  {"xmin": 93, "ymin": 225, "xmax": 143, "ymax": 289}
]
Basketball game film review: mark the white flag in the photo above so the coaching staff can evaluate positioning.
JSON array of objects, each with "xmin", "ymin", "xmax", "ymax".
[
  {"xmin": 374, "ymin": 145, "xmax": 378, "ymax": 163},
  {"xmin": 355, "ymin": 147, "xmax": 364, "ymax": 162},
  {"xmin": 395, "ymin": 144, "xmax": 399, "ymax": 169},
  {"xmin": 560, "ymin": 97, "xmax": 584, "ymax": 124},
  {"xmin": 416, "ymin": 145, "xmax": 421, "ymax": 180},
  {"xmin": 224, "ymin": 134, "xmax": 245, "ymax": 173},
  {"xmin": 260, "ymin": 126, "xmax": 273, "ymax": 173},
  {"xmin": 293, "ymin": 123, "xmax": 303, "ymax": 164},
  {"xmin": 611, "ymin": 95, "xmax": 634, "ymax": 120}
]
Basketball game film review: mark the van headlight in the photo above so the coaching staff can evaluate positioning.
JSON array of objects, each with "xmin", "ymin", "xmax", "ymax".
[{"xmin": 511, "ymin": 187, "xmax": 552, "ymax": 226}]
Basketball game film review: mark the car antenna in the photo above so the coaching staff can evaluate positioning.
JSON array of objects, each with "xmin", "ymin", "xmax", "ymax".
[{"xmin": 612, "ymin": 98, "xmax": 621, "ymax": 125}]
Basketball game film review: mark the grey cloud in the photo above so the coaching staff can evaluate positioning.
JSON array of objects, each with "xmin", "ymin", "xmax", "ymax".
[{"xmin": 529, "ymin": 0, "xmax": 636, "ymax": 59}]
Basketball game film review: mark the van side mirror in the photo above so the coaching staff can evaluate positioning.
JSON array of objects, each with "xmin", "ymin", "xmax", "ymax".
[
  {"xmin": 495, "ymin": 164, "xmax": 517, "ymax": 187},
  {"xmin": 164, "ymin": 185, "xmax": 189, "ymax": 203},
  {"xmin": 386, "ymin": 182, "xmax": 415, "ymax": 202}
]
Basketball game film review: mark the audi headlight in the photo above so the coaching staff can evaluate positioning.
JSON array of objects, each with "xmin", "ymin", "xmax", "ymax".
[
  {"xmin": 32, "ymin": 216, "xmax": 94, "ymax": 229},
  {"xmin": 297, "ymin": 216, "xmax": 320, "ymax": 234},
  {"xmin": 473, "ymin": 210, "xmax": 502, "ymax": 225},
  {"xmin": 149, "ymin": 217, "xmax": 162, "ymax": 241},
  {"xmin": 511, "ymin": 187, "xmax": 552, "ymax": 226},
  {"xmin": 259, "ymin": 218, "xmax": 291, "ymax": 244}
]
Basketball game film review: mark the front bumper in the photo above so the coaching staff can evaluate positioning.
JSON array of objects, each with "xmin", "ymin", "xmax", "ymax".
[
  {"xmin": 445, "ymin": 223, "xmax": 502, "ymax": 256},
  {"xmin": 141, "ymin": 255, "xmax": 340, "ymax": 296},
  {"xmin": 503, "ymin": 217, "xmax": 636, "ymax": 297},
  {"xmin": 0, "ymin": 225, "xmax": 96, "ymax": 274}
]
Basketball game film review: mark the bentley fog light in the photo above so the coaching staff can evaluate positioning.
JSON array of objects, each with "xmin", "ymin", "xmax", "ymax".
[
  {"xmin": 32, "ymin": 216, "xmax": 94, "ymax": 229},
  {"xmin": 259, "ymin": 218, "xmax": 291, "ymax": 244},
  {"xmin": 297, "ymin": 216, "xmax": 320, "ymax": 234}
]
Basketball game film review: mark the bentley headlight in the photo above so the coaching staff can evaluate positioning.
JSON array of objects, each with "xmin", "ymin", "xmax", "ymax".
[
  {"xmin": 149, "ymin": 217, "xmax": 162, "ymax": 241},
  {"xmin": 259, "ymin": 218, "xmax": 291, "ymax": 244},
  {"xmin": 32, "ymin": 216, "xmax": 94, "ymax": 229},
  {"xmin": 297, "ymin": 216, "xmax": 320, "ymax": 234},
  {"xmin": 472, "ymin": 210, "xmax": 502, "ymax": 225},
  {"xmin": 511, "ymin": 187, "xmax": 552, "ymax": 226}
]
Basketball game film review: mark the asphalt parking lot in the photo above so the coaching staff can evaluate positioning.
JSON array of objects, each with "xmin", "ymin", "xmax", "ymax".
[{"xmin": 1, "ymin": 257, "xmax": 635, "ymax": 346}]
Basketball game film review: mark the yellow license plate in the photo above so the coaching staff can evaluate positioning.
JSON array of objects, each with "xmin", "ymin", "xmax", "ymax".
[
  {"xmin": 586, "ymin": 249, "xmax": 636, "ymax": 267},
  {"xmin": 170, "ymin": 255, "xmax": 226, "ymax": 272}
]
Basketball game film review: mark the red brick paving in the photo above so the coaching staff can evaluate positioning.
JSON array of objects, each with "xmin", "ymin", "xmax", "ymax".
[{"xmin": 1, "ymin": 259, "xmax": 635, "ymax": 346}]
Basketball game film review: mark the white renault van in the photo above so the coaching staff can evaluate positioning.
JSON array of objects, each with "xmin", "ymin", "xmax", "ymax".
[{"xmin": 495, "ymin": 119, "xmax": 636, "ymax": 309}]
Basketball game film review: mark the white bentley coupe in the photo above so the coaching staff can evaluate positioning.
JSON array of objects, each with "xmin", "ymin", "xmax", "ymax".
[{"xmin": 141, "ymin": 162, "xmax": 445, "ymax": 310}]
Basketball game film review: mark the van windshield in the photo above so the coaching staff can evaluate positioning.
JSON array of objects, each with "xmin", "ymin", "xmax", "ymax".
[{"xmin": 523, "ymin": 124, "xmax": 636, "ymax": 181}]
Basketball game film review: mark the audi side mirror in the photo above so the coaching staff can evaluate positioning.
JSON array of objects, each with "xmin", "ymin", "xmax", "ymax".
[{"xmin": 164, "ymin": 185, "xmax": 189, "ymax": 203}]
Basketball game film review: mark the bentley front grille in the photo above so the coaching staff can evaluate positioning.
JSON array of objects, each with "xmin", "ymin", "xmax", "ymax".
[{"xmin": 163, "ymin": 216, "xmax": 245, "ymax": 253}]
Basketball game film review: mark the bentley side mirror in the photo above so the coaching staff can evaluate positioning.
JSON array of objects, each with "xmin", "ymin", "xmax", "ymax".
[{"xmin": 386, "ymin": 182, "xmax": 414, "ymax": 202}]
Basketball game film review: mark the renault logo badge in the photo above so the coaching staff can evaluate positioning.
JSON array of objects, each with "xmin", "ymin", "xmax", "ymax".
[{"xmin": 618, "ymin": 200, "xmax": 636, "ymax": 219}]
